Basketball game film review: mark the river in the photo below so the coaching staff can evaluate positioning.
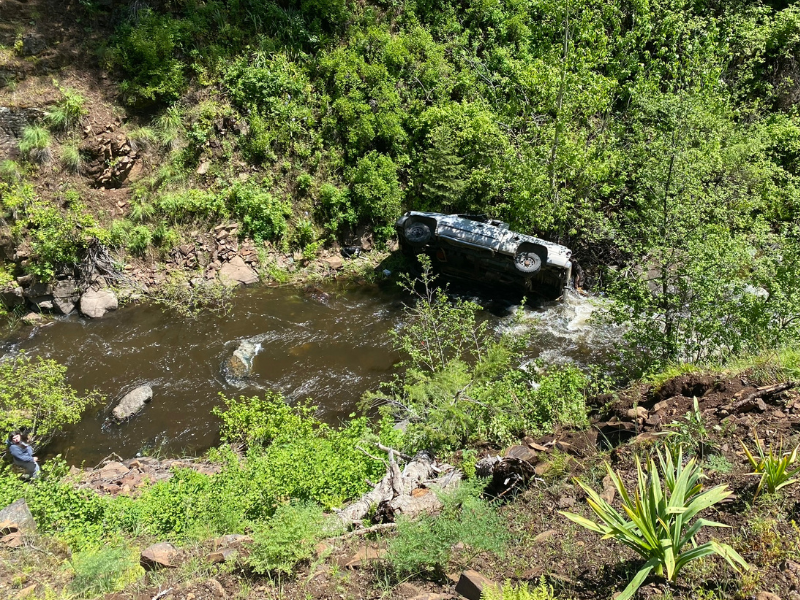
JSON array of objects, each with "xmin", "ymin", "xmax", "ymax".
[{"xmin": 3, "ymin": 281, "xmax": 611, "ymax": 465}]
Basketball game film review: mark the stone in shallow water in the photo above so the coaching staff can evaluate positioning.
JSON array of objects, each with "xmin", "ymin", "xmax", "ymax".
[
  {"xmin": 80, "ymin": 288, "xmax": 118, "ymax": 318},
  {"xmin": 112, "ymin": 385, "xmax": 153, "ymax": 421},
  {"xmin": 224, "ymin": 340, "xmax": 259, "ymax": 379},
  {"xmin": 218, "ymin": 256, "xmax": 258, "ymax": 285}
]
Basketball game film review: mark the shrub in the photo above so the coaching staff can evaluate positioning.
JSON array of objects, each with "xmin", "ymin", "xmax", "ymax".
[
  {"xmin": 387, "ymin": 479, "xmax": 508, "ymax": 577},
  {"xmin": 0, "ymin": 353, "xmax": 102, "ymax": 445},
  {"xmin": 46, "ymin": 87, "xmax": 87, "ymax": 131},
  {"xmin": 347, "ymin": 151, "xmax": 403, "ymax": 239},
  {"xmin": 69, "ymin": 545, "xmax": 142, "ymax": 597},
  {"xmin": 561, "ymin": 447, "xmax": 748, "ymax": 600},
  {"xmin": 0, "ymin": 159, "xmax": 21, "ymax": 182},
  {"xmin": 18, "ymin": 126, "xmax": 52, "ymax": 164},
  {"xmin": 111, "ymin": 10, "xmax": 187, "ymax": 106},
  {"xmin": 319, "ymin": 182, "xmax": 357, "ymax": 234},
  {"xmin": 228, "ymin": 183, "xmax": 291, "ymax": 243},
  {"xmin": 248, "ymin": 501, "xmax": 342, "ymax": 575}
]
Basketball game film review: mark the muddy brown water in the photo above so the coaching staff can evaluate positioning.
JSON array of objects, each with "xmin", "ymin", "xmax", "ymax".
[{"xmin": 3, "ymin": 282, "xmax": 612, "ymax": 465}]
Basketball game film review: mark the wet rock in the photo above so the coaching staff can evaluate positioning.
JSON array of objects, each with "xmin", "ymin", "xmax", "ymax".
[
  {"xmin": 52, "ymin": 280, "xmax": 80, "ymax": 315},
  {"xmin": 112, "ymin": 385, "xmax": 153, "ymax": 421},
  {"xmin": 140, "ymin": 542, "xmax": 179, "ymax": 570},
  {"xmin": 80, "ymin": 287, "xmax": 118, "ymax": 318},
  {"xmin": 454, "ymin": 571, "xmax": 498, "ymax": 600},
  {"xmin": 0, "ymin": 287, "xmax": 25, "ymax": 309},
  {"xmin": 218, "ymin": 255, "xmax": 258, "ymax": 285},
  {"xmin": 224, "ymin": 340, "xmax": 259, "ymax": 379},
  {"xmin": 0, "ymin": 499, "xmax": 36, "ymax": 533},
  {"xmin": 21, "ymin": 312, "xmax": 43, "ymax": 326}
]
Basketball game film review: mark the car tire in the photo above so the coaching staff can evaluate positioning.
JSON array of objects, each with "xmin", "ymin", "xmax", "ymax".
[
  {"xmin": 514, "ymin": 250, "xmax": 542, "ymax": 274},
  {"xmin": 404, "ymin": 221, "xmax": 432, "ymax": 245}
]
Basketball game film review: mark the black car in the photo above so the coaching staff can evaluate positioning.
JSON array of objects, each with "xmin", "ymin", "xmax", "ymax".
[{"xmin": 396, "ymin": 211, "xmax": 573, "ymax": 300}]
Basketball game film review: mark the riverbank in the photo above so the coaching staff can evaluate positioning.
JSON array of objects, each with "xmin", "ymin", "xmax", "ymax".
[{"xmin": 2, "ymin": 367, "xmax": 800, "ymax": 600}]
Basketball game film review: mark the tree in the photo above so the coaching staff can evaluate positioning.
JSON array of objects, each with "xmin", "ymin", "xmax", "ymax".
[{"xmin": 0, "ymin": 353, "xmax": 101, "ymax": 447}]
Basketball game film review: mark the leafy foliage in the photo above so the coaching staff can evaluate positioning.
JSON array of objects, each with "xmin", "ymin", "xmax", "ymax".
[
  {"xmin": 482, "ymin": 578, "xmax": 570, "ymax": 600},
  {"xmin": 0, "ymin": 353, "xmax": 101, "ymax": 445},
  {"xmin": 741, "ymin": 433, "xmax": 800, "ymax": 498},
  {"xmin": 387, "ymin": 479, "xmax": 508, "ymax": 577},
  {"xmin": 46, "ymin": 86, "xmax": 88, "ymax": 131},
  {"xmin": 372, "ymin": 260, "xmax": 588, "ymax": 452},
  {"xmin": 561, "ymin": 447, "xmax": 748, "ymax": 600},
  {"xmin": 248, "ymin": 501, "xmax": 342, "ymax": 575},
  {"xmin": 69, "ymin": 545, "xmax": 143, "ymax": 597}
]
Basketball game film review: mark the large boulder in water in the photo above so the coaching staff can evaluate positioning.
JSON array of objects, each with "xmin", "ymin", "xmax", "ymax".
[
  {"xmin": 80, "ymin": 287, "xmax": 118, "ymax": 318},
  {"xmin": 224, "ymin": 340, "xmax": 259, "ymax": 379},
  {"xmin": 112, "ymin": 385, "xmax": 153, "ymax": 421}
]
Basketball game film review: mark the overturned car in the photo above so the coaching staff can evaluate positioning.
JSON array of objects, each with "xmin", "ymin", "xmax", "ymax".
[{"xmin": 396, "ymin": 211, "xmax": 573, "ymax": 300}]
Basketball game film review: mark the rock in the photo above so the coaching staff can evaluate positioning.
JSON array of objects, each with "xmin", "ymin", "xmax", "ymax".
[
  {"xmin": 323, "ymin": 256, "xmax": 344, "ymax": 270},
  {"xmin": 207, "ymin": 579, "xmax": 226, "ymax": 599},
  {"xmin": 534, "ymin": 462, "xmax": 551, "ymax": 476},
  {"xmin": 15, "ymin": 584, "xmax": 37, "ymax": 599},
  {"xmin": 395, "ymin": 583, "xmax": 422, "ymax": 598},
  {"xmin": 197, "ymin": 161, "xmax": 211, "ymax": 175},
  {"xmin": 0, "ymin": 499, "xmax": 36, "ymax": 533},
  {"xmin": 16, "ymin": 275, "xmax": 33, "ymax": 287},
  {"xmin": 454, "ymin": 571, "xmax": 498, "ymax": 600},
  {"xmin": 80, "ymin": 288, "xmax": 118, "ymax": 318},
  {"xmin": 532, "ymin": 529, "xmax": 558, "ymax": 543},
  {"xmin": 345, "ymin": 546, "xmax": 387, "ymax": 568},
  {"xmin": 218, "ymin": 255, "xmax": 258, "ymax": 285},
  {"xmin": 224, "ymin": 340, "xmax": 259, "ymax": 379},
  {"xmin": 140, "ymin": 542, "xmax": 179, "ymax": 570},
  {"xmin": 556, "ymin": 495, "xmax": 575, "ymax": 509},
  {"xmin": 30, "ymin": 296, "xmax": 54, "ymax": 311},
  {"xmin": 112, "ymin": 385, "xmax": 153, "ymax": 420},
  {"xmin": 21, "ymin": 312, "xmax": 43, "ymax": 326},
  {"xmin": 0, "ymin": 287, "xmax": 25, "ymax": 309},
  {"xmin": 1, "ymin": 530, "xmax": 24, "ymax": 548},
  {"xmin": 505, "ymin": 445, "xmax": 537, "ymax": 463},
  {"xmin": 99, "ymin": 461, "xmax": 129, "ymax": 479},
  {"xmin": 22, "ymin": 282, "xmax": 52, "ymax": 298},
  {"xmin": 52, "ymin": 280, "xmax": 80, "ymax": 315},
  {"xmin": 626, "ymin": 406, "xmax": 648, "ymax": 421},
  {"xmin": 757, "ymin": 593, "xmax": 782, "ymax": 600},
  {"xmin": 600, "ymin": 474, "xmax": 616, "ymax": 504},
  {"xmin": 207, "ymin": 548, "xmax": 237, "ymax": 564},
  {"xmin": 21, "ymin": 34, "xmax": 47, "ymax": 56}
]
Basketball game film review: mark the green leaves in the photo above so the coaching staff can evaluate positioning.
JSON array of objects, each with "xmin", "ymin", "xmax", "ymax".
[
  {"xmin": 741, "ymin": 433, "xmax": 800, "ymax": 498},
  {"xmin": 561, "ymin": 447, "xmax": 748, "ymax": 600},
  {"xmin": 0, "ymin": 353, "xmax": 101, "ymax": 446}
]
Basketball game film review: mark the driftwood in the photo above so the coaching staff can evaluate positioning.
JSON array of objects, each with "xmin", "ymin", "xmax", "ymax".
[
  {"xmin": 722, "ymin": 381, "xmax": 797, "ymax": 414},
  {"xmin": 336, "ymin": 447, "xmax": 462, "ymax": 526}
]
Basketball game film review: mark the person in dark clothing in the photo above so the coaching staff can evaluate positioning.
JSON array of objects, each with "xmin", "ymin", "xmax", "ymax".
[{"xmin": 7, "ymin": 431, "xmax": 39, "ymax": 479}]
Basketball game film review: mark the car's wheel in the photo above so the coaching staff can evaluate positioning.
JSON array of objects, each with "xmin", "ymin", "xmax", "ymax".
[
  {"xmin": 404, "ymin": 221, "xmax": 432, "ymax": 245},
  {"xmin": 514, "ymin": 250, "xmax": 542, "ymax": 274}
]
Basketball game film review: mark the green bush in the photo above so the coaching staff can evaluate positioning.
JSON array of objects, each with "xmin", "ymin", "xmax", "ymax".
[
  {"xmin": 151, "ymin": 271, "xmax": 236, "ymax": 319},
  {"xmin": 111, "ymin": 10, "xmax": 187, "ymax": 106},
  {"xmin": 46, "ymin": 87, "xmax": 87, "ymax": 131},
  {"xmin": 482, "ymin": 578, "xmax": 567, "ymax": 600},
  {"xmin": 0, "ymin": 159, "xmax": 21, "ymax": 182},
  {"xmin": 228, "ymin": 183, "xmax": 291, "ymax": 243},
  {"xmin": 387, "ymin": 479, "xmax": 508, "ymax": 577},
  {"xmin": 0, "ymin": 353, "xmax": 101, "ymax": 445},
  {"xmin": 347, "ymin": 151, "xmax": 403, "ymax": 239},
  {"xmin": 319, "ymin": 183, "xmax": 356, "ymax": 234},
  {"xmin": 248, "ymin": 501, "xmax": 342, "ymax": 575}
]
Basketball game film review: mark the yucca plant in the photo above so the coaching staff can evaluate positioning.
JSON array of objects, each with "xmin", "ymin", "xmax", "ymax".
[
  {"xmin": 741, "ymin": 432, "xmax": 800, "ymax": 497},
  {"xmin": 561, "ymin": 448, "xmax": 748, "ymax": 600}
]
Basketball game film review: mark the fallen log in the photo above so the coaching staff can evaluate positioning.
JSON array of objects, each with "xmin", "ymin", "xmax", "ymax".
[
  {"xmin": 722, "ymin": 381, "xmax": 797, "ymax": 413},
  {"xmin": 336, "ymin": 447, "xmax": 461, "ymax": 526}
]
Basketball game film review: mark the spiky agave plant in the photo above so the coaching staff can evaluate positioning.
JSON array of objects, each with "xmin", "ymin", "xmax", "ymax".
[
  {"xmin": 741, "ymin": 432, "xmax": 800, "ymax": 497},
  {"xmin": 561, "ymin": 447, "xmax": 747, "ymax": 600}
]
